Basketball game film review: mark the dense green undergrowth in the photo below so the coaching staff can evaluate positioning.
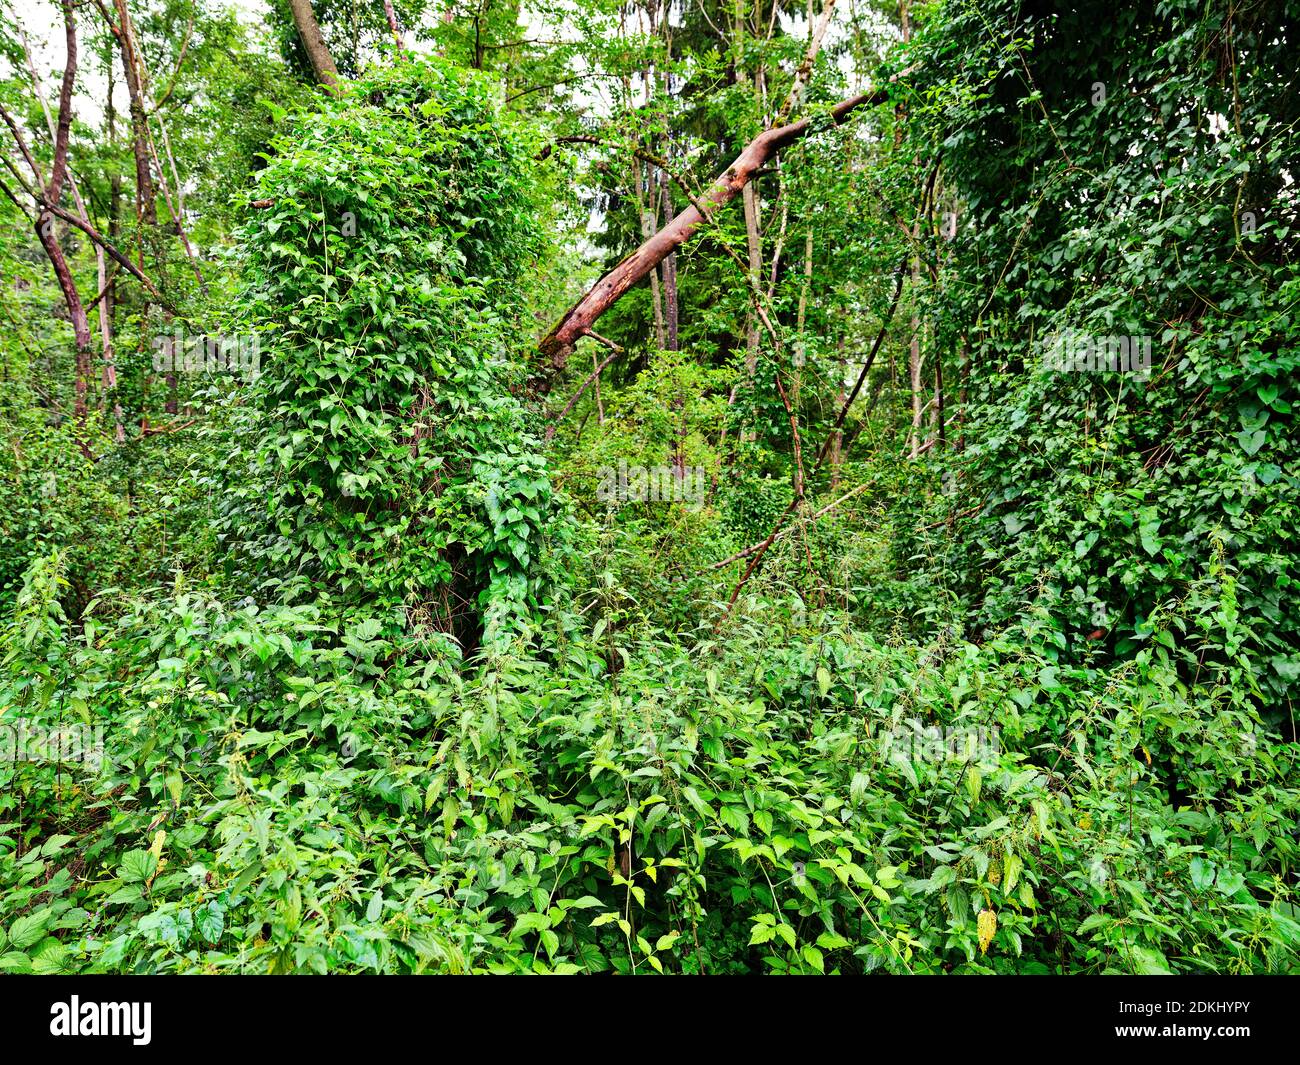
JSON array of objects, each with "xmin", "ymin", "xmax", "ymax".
[{"xmin": 1, "ymin": 540, "xmax": 1296, "ymax": 974}]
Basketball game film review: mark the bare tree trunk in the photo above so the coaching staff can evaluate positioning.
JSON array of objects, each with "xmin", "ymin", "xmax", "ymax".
[
  {"xmin": 794, "ymin": 229, "xmax": 813, "ymax": 402},
  {"xmin": 19, "ymin": 10, "xmax": 94, "ymax": 432},
  {"xmin": 659, "ymin": 168, "xmax": 679, "ymax": 350},
  {"xmin": 735, "ymin": 0, "xmax": 760, "ymax": 379},
  {"xmin": 37, "ymin": 218, "xmax": 91, "ymax": 411},
  {"xmin": 631, "ymin": 155, "xmax": 666, "ymax": 350},
  {"xmin": 908, "ymin": 256, "xmax": 923, "ymax": 459},
  {"xmin": 934, "ymin": 351, "xmax": 946, "ymax": 449},
  {"xmin": 111, "ymin": 0, "xmax": 155, "ymax": 238},
  {"xmin": 27, "ymin": 19, "xmax": 130, "ymax": 444},
  {"xmin": 625, "ymin": 42, "xmax": 665, "ymax": 351},
  {"xmin": 145, "ymin": 104, "xmax": 206, "ymax": 293},
  {"xmin": 742, "ymin": 181, "xmax": 762, "ymax": 377},
  {"xmin": 658, "ymin": 14, "xmax": 679, "ymax": 352},
  {"xmin": 956, "ymin": 339, "xmax": 969, "ymax": 452},
  {"xmin": 830, "ymin": 348, "xmax": 845, "ymax": 488},
  {"xmin": 381, "ymin": 0, "xmax": 404, "ymax": 46},
  {"xmin": 287, "ymin": 0, "xmax": 340, "ymax": 89},
  {"xmin": 105, "ymin": 60, "xmax": 125, "ymax": 441},
  {"xmin": 107, "ymin": 0, "xmax": 168, "ymax": 414},
  {"xmin": 924, "ymin": 173, "xmax": 950, "ymax": 453},
  {"xmin": 111, "ymin": 5, "xmax": 204, "ymax": 293},
  {"xmin": 31, "ymin": 3, "xmax": 92, "ymax": 435},
  {"xmin": 900, "ymin": 0, "xmax": 925, "ymax": 460}
]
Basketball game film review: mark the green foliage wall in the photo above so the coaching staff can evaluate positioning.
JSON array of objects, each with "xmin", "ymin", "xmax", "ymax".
[
  {"xmin": 897, "ymin": 0, "xmax": 1300, "ymax": 716},
  {"xmin": 1, "ymin": 0, "xmax": 1297, "ymax": 980},
  {"xmin": 227, "ymin": 57, "xmax": 560, "ymax": 652}
]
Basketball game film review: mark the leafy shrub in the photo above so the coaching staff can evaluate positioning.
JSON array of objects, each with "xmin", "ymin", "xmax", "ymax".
[
  {"xmin": 222, "ymin": 56, "xmax": 560, "ymax": 652},
  {"xmin": 1, "ymin": 546, "xmax": 1294, "ymax": 975}
]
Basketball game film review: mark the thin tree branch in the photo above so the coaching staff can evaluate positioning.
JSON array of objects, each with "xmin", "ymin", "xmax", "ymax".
[
  {"xmin": 774, "ymin": 0, "xmax": 839, "ymax": 125},
  {"xmin": 38, "ymin": 197, "xmax": 167, "ymax": 304},
  {"xmin": 544, "ymin": 337, "xmax": 622, "ymax": 442},
  {"xmin": 812, "ymin": 260, "xmax": 907, "ymax": 471},
  {"xmin": 0, "ymin": 103, "xmax": 46, "ymax": 186},
  {"xmin": 708, "ymin": 483, "xmax": 868, "ymax": 570}
]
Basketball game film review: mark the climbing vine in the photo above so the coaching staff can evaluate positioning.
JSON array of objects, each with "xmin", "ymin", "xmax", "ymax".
[{"xmin": 229, "ymin": 57, "xmax": 560, "ymax": 651}]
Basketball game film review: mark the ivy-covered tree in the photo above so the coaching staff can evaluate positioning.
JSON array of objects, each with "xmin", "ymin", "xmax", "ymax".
[{"xmin": 229, "ymin": 56, "xmax": 559, "ymax": 652}]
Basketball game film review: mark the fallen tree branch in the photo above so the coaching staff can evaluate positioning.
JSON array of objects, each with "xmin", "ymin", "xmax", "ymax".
[
  {"xmin": 720, "ymin": 496, "xmax": 800, "ymax": 616},
  {"xmin": 538, "ymin": 65, "xmax": 918, "ymax": 371},
  {"xmin": 139, "ymin": 416, "xmax": 195, "ymax": 437},
  {"xmin": 86, "ymin": 264, "xmax": 122, "ymax": 310},
  {"xmin": 917, "ymin": 501, "xmax": 981, "ymax": 532}
]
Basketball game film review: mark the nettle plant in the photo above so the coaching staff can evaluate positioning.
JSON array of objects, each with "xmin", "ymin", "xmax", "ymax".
[{"xmin": 229, "ymin": 57, "xmax": 558, "ymax": 653}]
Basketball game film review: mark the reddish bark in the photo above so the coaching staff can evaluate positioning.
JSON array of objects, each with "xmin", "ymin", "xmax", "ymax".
[
  {"xmin": 381, "ymin": 0, "xmax": 404, "ymax": 46},
  {"xmin": 42, "ymin": 3, "xmax": 93, "ymax": 423},
  {"xmin": 539, "ymin": 89, "xmax": 890, "ymax": 371}
]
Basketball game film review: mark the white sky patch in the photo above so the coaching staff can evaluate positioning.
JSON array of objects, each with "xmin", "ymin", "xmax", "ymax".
[{"xmin": 3, "ymin": 0, "xmax": 269, "ymax": 128}]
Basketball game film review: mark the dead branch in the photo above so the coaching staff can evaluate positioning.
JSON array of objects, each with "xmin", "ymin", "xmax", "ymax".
[
  {"xmin": 544, "ymin": 337, "xmax": 622, "ymax": 442},
  {"xmin": 539, "ymin": 65, "xmax": 918, "ymax": 371}
]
